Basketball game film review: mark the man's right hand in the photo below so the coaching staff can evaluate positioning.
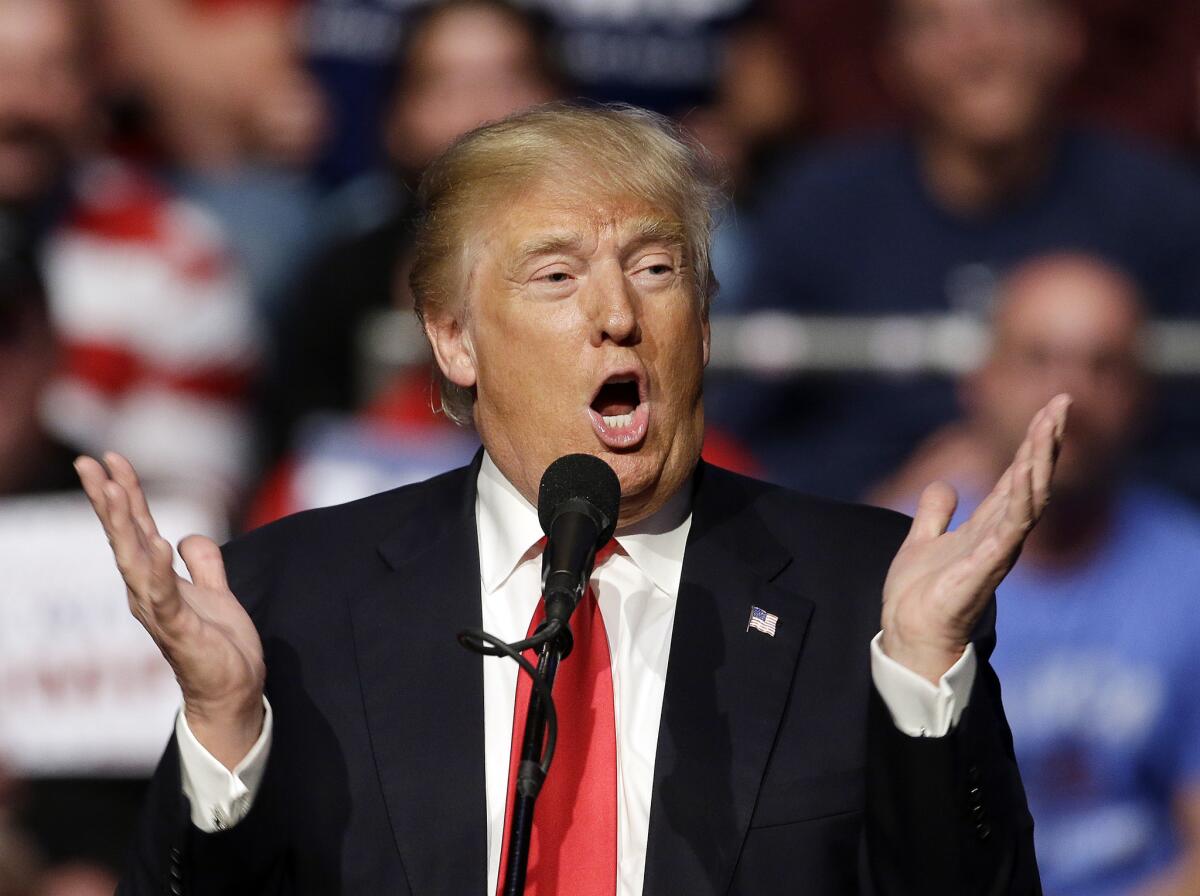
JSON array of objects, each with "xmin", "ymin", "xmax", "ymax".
[{"xmin": 76, "ymin": 452, "xmax": 265, "ymax": 770}]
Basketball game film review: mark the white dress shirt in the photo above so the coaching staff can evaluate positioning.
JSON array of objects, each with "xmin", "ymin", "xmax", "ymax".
[{"xmin": 175, "ymin": 453, "xmax": 978, "ymax": 895}]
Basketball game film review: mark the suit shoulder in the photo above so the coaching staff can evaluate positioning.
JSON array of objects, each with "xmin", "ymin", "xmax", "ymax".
[
  {"xmin": 702, "ymin": 464, "xmax": 912, "ymax": 558},
  {"xmin": 221, "ymin": 463, "xmax": 473, "ymax": 580}
]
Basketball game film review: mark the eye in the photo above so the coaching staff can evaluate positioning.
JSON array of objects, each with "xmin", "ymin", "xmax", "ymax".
[
  {"xmin": 644, "ymin": 264, "xmax": 673, "ymax": 276},
  {"xmin": 540, "ymin": 271, "xmax": 573, "ymax": 283}
]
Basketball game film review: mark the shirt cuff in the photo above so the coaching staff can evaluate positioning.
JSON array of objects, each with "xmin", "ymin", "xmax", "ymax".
[
  {"xmin": 870, "ymin": 632, "xmax": 976, "ymax": 738},
  {"xmin": 176, "ymin": 696, "xmax": 273, "ymax": 832}
]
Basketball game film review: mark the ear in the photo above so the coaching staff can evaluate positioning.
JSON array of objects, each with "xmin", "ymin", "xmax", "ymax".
[
  {"xmin": 701, "ymin": 314, "xmax": 711, "ymax": 369},
  {"xmin": 424, "ymin": 310, "xmax": 477, "ymax": 389}
]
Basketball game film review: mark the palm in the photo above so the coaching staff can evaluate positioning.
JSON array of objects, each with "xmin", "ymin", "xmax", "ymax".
[
  {"xmin": 76, "ymin": 453, "xmax": 264, "ymax": 711},
  {"xmin": 880, "ymin": 395, "xmax": 1070, "ymax": 681},
  {"xmin": 163, "ymin": 560, "xmax": 264, "ymax": 708}
]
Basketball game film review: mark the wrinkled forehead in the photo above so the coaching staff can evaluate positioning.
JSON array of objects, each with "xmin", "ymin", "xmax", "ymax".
[{"xmin": 477, "ymin": 180, "xmax": 688, "ymax": 268}]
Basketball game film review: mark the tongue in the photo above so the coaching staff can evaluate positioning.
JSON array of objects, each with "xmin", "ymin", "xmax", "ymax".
[{"xmin": 592, "ymin": 381, "xmax": 639, "ymax": 416}]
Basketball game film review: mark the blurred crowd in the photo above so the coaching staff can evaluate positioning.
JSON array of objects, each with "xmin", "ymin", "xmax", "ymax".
[{"xmin": 1, "ymin": 0, "xmax": 1200, "ymax": 893}]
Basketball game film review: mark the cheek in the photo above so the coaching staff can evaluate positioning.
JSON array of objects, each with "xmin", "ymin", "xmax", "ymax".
[{"xmin": 471, "ymin": 301, "xmax": 587, "ymax": 408}]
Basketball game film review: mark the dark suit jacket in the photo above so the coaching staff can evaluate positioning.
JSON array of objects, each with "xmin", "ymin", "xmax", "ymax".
[{"xmin": 119, "ymin": 458, "xmax": 1041, "ymax": 895}]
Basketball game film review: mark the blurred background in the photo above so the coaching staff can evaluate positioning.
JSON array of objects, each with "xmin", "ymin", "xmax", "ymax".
[{"xmin": 1, "ymin": 0, "xmax": 1199, "ymax": 893}]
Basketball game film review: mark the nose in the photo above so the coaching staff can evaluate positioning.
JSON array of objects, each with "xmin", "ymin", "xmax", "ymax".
[{"xmin": 589, "ymin": 264, "xmax": 641, "ymax": 347}]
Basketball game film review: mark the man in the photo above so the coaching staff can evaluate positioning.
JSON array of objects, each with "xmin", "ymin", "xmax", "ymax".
[
  {"xmin": 720, "ymin": 0, "xmax": 1200, "ymax": 503},
  {"xmin": 77, "ymin": 105, "xmax": 1065, "ymax": 894},
  {"xmin": 880, "ymin": 254, "xmax": 1200, "ymax": 896}
]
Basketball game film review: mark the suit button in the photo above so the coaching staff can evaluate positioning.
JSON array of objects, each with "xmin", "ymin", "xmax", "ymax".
[
  {"xmin": 169, "ymin": 847, "xmax": 181, "ymax": 863},
  {"xmin": 169, "ymin": 881, "xmax": 183, "ymax": 896},
  {"xmin": 970, "ymin": 804, "xmax": 986, "ymax": 820},
  {"xmin": 976, "ymin": 821, "xmax": 992, "ymax": 841}
]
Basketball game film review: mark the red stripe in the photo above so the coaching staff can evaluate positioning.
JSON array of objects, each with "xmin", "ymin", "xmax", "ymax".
[{"xmin": 62, "ymin": 341, "xmax": 252, "ymax": 401}]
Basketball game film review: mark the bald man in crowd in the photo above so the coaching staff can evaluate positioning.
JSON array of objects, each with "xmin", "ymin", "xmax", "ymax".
[{"xmin": 881, "ymin": 253, "xmax": 1200, "ymax": 896}]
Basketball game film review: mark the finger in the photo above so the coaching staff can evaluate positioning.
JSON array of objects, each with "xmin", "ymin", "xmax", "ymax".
[
  {"xmin": 179, "ymin": 534, "xmax": 230, "ymax": 592},
  {"xmin": 74, "ymin": 455, "xmax": 113, "ymax": 524},
  {"xmin": 903, "ymin": 480, "xmax": 959, "ymax": 545},
  {"xmin": 1049, "ymin": 392, "xmax": 1071, "ymax": 457},
  {"xmin": 1003, "ymin": 451, "xmax": 1037, "ymax": 538},
  {"xmin": 1029, "ymin": 406, "xmax": 1056, "ymax": 513},
  {"xmin": 1026, "ymin": 393, "xmax": 1071, "ymax": 517},
  {"xmin": 102, "ymin": 479, "xmax": 154, "ymax": 591},
  {"xmin": 971, "ymin": 404, "xmax": 1044, "ymax": 532},
  {"xmin": 143, "ymin": 534, "xmax": 189, "ymax": 633},
  {"xmin": 103, "ymin": 452, "xmax": 160, "ymax": 541}
]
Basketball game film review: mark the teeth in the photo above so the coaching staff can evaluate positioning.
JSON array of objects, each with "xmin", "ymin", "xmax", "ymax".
[{"xmin": 603, "ymin": 412, "xmax": 635, "ymax": 429}]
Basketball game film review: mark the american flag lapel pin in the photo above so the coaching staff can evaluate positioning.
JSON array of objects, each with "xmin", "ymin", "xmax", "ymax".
[{"xmin": 747, "ymin": 606, "xmax": 779, "ymax": 637}]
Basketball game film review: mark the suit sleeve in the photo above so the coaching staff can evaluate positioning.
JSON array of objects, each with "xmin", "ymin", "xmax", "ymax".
[
  {"xmin": 858, "ymin": 600, "xmax": 1043, "ymax": 895},
  {"xmin": 116, "ymin": 533, "xmax": 295, "ymax": 896}
]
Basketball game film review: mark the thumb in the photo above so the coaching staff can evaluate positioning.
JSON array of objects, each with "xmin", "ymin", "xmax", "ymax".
[
  {"xmin": 178, "ymin": 534, "xmax": 230, "ymax": 592},
  {"xmin": 904, "ymin": 481, "xmax": 959, "ymax": 546}
]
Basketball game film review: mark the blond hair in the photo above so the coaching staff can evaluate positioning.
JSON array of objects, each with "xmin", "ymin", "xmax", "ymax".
[{"xmin": 410, "ymin": 102, "xmax": 723, "ymax": 426}]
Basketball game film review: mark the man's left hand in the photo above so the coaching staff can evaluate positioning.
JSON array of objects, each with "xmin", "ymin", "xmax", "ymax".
[{"xmin": 880, "ymin": 394, "xmax": 1071, "ymax": 683}]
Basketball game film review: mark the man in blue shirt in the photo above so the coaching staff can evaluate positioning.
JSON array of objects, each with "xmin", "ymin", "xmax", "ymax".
[
  {"xmin": 885, "ymin": 252, "xmax": 1200, "ymax": 895},
  {"xmin": 720, "ymin": 0, "xmax": 1200, "ymax": 501}
]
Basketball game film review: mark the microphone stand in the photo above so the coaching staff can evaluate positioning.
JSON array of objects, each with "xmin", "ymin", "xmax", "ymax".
[{"xmin": 501, "ymin": 623, "xmax": 571, "ymax": 896}]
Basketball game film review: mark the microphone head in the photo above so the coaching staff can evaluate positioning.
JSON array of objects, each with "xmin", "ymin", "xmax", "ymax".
[{"xmin": 537, "ymin": 453, "xmax": 621, "ymax": 543}]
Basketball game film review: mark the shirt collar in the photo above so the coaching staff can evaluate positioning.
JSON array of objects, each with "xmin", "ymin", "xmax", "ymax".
[{"xmin": 475, "ymin": 452, "xmax": 693, "ymax": 598}]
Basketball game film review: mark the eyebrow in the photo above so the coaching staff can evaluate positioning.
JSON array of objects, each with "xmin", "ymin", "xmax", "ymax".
[{"xmin": 623, "ymin": 215, "xmax": 687, "ymax": 253}]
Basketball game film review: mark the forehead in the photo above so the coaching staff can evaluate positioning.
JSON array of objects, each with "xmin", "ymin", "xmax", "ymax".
[
  {"xmin": 997, "ymin": 270, "xmax": 1141, "ymax": 353},
  {"xmin": 412, "ymin": 6, "xmax": 532, "ymax": 75},
  {"xmin": 0, "ymin": 0, "xmax": 77, "ymax": 60},
  {"xmin": 488, "ymin": 184, "xmax": 685, "ymax": 258}
]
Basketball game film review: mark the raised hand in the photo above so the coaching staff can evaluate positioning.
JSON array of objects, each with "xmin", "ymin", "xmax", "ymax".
[
  {"xmin": 881, "ymin": 394, "xmax": 1071, "ymax": 683},
  {"xmin": 75, "ymin": 452, "xmax": 264, "ymax": 769}
]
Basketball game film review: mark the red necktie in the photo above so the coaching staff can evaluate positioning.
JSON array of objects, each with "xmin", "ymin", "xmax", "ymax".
[{"xmin": 496, "ymin": 540, "xmax": 619, "ymax": 896}]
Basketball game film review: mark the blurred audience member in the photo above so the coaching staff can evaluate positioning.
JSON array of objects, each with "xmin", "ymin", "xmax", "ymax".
[
  {"xmin": 770, "ymin": 0, "xmax": 1200, "ymax": 154},
  {"xmin": 98, "ymin": 0, "xmax": 326, "ymax": 319},
  {"xmin": 264, "ymin": 0, "xmax": 562, "ymax": 461},
  {"xmin": 0, "ymin": 0, "xmax": 258, "ymax": 508},
  {"xmin": 883, "ymin": 254, "xmax": 1200, "ymax": 896},
  {"xmin": 99, "ymin": 0, "xmax": 325, "ymax": 173},
  {"xmin": 683, "ymin": 15, "xmax": 806, "ymax": 312},
  {"xmin": 725, "ymin": 0, "xmax": 1200, "ymax": 501},
  {"xmin": 0, "ymin": 237, "xmax": 76, "ymax": 496},
  {"xmin": 0, "ymin": 0, "xmax": 89, "ymax": 236}
]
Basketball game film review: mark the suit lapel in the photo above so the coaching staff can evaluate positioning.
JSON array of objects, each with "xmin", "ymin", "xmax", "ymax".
[
  {"xmin": 644, "ymin": 464, "xmax": 815, "ymax": 895},
  {"xmin": 351, "ymin": 457, "xmax": 487, "ymax": 896}
]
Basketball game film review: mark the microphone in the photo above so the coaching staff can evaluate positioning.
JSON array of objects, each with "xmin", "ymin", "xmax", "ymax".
[{"xmin": 537, "ymin": 454, "xmax": 621, "ymax": 645}]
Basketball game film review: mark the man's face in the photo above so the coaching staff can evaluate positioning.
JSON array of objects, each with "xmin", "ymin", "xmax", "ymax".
[
  {"xmin": 887, "ymin": 0, "xmax": 1079, "ymax": 148},
  {"xmin": 0, "ymin": 0, "xmax": 89, "ymax": 206},
  {"xmin": 968, "ymin": 259, "xmax": 1145, "ymax": 495},
  {"xmin": 427, "ymin": 184, "xmax": 710, "ymax": 525}
]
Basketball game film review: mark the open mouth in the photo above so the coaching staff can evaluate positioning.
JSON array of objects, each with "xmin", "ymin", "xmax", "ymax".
[{"xmin": 588, "ymin": 373, "xmax": 650, "ymax": 450}]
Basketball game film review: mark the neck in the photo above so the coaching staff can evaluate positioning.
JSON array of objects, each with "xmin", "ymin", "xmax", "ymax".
[
  {"xmin": 916, "ymin": 128, "xmax": 1057, "ymax": 215},
  {"xmin": 1020, "ymin": 486, "xmax": 1115, "ymax": 570}
]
